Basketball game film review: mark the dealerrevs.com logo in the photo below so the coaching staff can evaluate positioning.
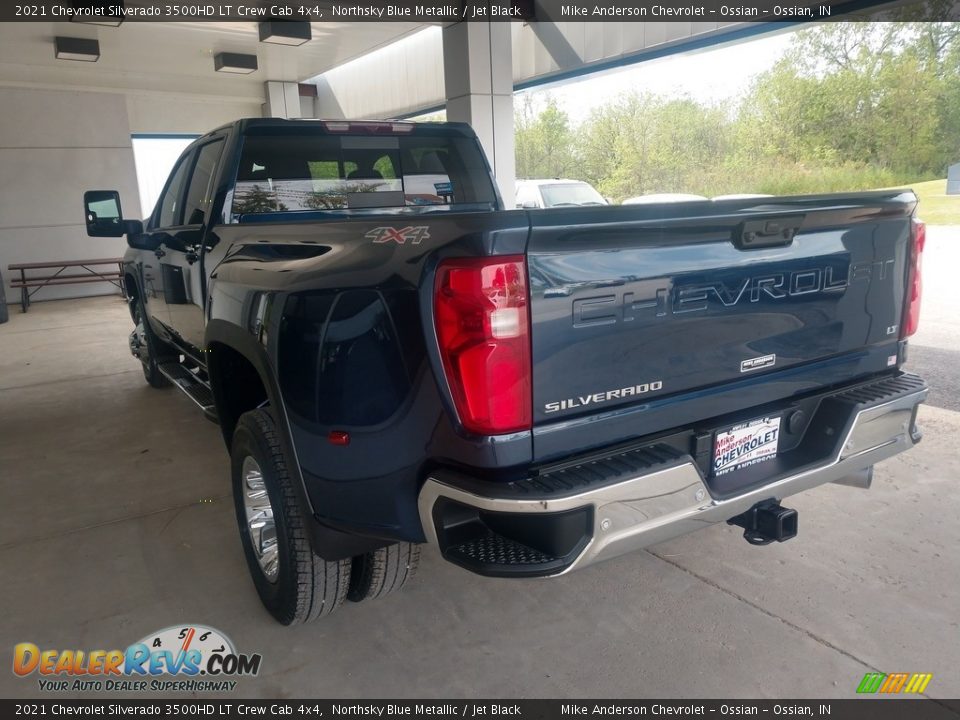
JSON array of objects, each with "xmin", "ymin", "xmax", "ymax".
[{"xmin": 13, "ymin": 625, "xmax": 262, "ymax": 693}]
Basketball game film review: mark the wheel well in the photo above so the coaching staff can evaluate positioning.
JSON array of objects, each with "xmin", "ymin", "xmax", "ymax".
[{"xmin": 207, "ymin": 342, "xmax": 269, "ymax": 447}]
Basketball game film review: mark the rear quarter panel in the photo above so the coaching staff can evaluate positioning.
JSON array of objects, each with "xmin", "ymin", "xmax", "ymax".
[{"xmin": 205, "ymin": 213, "xmax": 531, "ymax": 539}]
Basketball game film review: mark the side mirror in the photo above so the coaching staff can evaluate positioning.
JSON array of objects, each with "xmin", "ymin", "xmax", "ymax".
[{"xmin": 84, "ymin": 190, "xmax": 124, "ymax": 237}]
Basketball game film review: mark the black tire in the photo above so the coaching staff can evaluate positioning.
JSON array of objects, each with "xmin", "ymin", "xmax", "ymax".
[
  {"xmin": 348, "ymin": 542, "xmax": 421, "ymax": 602},
  {"xmin": 131, "ymin": 295, "xmax": 170, "ymax": 388},
  {"xmin": 231, "ymin": 408, "xmax": 351, "ymax": 625}
]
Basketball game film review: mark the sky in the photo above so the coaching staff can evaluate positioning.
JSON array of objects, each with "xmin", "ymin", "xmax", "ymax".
[
  {"xmin": 132, "ymin": 136, "xmax": 196, "ymax": 218},
  {"xmin": 519, "ymin": 27, "xmax": 798, "ymax": 124}
]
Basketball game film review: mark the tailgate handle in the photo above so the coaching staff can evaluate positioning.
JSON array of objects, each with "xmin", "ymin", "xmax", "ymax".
[{"xmin": 735, "ymin": 216, "xmax": 804, "ymax": 249}]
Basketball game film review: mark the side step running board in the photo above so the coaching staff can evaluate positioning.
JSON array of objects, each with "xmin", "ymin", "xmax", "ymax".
[{"xmin": 157, "ymin": 361, "xmax": 219, "ymax": 424}]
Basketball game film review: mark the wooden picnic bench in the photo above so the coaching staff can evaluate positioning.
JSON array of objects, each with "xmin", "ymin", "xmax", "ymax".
[{"xmin": 8, "ymin": 258, "xmax": 125, "ymax": 313}]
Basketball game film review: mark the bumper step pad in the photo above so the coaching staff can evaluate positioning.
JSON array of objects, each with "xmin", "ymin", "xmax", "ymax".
[
  {"xmin": 447, "ymin": 442, "xmax": 687, "ymax": 501},
  {"xmin": 432, "ymin": 444, "xmax": 684, "ymax": 577},
  {"xmin": 832, "ymin": 372, "xmax": 926, "ymax": 407},
  {"xmin": 447, "ymin": 532, "xmax": 558, "ymax": 568}
]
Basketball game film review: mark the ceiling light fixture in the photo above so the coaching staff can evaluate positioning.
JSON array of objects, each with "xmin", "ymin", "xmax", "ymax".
[
  {"xmin": 54, "ymin": 36, "xmax": 101, "ymax": 62},
  {"xmin": 214, "ymin": 52, "xmax": 258, "ymax": 74},
  {"xmin": 258, "ymin": 21, "xmax": 312, "ymax": 46}
]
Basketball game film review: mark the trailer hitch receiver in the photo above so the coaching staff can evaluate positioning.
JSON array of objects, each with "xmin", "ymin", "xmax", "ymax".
[{"xmin": 728, "ymin": 500, "xmax": 798, "ymax": 545}]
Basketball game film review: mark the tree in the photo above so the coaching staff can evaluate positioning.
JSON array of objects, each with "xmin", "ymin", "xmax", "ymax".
[
  {"xmin": 514, "ymin": 18, "xmax": 960, "ymax": 200},
  {"xmin": 514, "ymin": 94, "xmax": 576, "ymax": 179},
  {"xmin": 233, "ymin": 185, "xmax": 287, "ymax": 214},
  {"xmin": 739, "ymin": 21, "xmax": 960, "ymax": 177},
  {"xmin": 577, "ymin": 94, "xmax": 731, "ymax": 201}
]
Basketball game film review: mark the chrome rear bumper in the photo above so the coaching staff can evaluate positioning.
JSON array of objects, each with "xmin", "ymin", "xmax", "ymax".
[{"xmin": 418, "ymin": 374, "xmax": 926, "ymax": 577}]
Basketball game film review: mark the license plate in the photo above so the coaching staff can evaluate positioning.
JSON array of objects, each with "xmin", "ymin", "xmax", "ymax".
[{"xmin": 713, "ymin": 416, "xmax": 782, "ymax": 477}]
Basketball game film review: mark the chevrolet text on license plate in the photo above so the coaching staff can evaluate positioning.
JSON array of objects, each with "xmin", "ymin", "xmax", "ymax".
[{"xmin": 713, "ymin": 416, "xmax": 781, "ymax": 476}]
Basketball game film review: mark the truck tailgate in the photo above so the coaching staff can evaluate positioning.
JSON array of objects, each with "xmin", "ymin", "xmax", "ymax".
[{"xmin": 526, "ymin": 191, "xmax": 916, "ymax": 462}]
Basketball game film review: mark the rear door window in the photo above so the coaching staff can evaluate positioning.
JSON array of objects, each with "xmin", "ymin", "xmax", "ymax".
[
  {"xmin": 181, "ymin": 138, "xmax": 225, "ymax": 226},
  {"xmin": 155, "ymin": 153, "xmax": 192, "ymax": 228}
]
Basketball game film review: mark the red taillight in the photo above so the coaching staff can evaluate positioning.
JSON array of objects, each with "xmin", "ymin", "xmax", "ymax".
[
  {"xmin": 434, "ymin": 256, "xmax": 532, "ymax": 435},
  {"xmin": 902, "ymin": 219, "xmax": 925, "ymax": 338}
]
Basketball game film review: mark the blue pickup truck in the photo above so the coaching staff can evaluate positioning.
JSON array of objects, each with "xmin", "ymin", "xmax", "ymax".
[{"xmin": 84, "ymin": 119, "xmax": 927, "ymax": 625}]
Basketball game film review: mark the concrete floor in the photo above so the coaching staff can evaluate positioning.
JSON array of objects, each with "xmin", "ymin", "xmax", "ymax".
[{"xmin": 1, "ymin": 230, "xmax": 958, "ymax": 699}]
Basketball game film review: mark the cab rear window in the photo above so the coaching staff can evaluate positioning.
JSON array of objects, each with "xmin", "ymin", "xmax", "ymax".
[{"xmin": 231, "ymin": 131, "xmax": 497, "ymax": 220}]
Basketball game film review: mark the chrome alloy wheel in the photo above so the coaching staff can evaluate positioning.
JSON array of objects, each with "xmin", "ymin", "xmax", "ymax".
[
  {"xmin": 241, "ymin": 456, "xmax": 279, "ymax": 582},
  {"xmin": 130, "ymin": 301, "xmax": 147, "ymax": 361}
]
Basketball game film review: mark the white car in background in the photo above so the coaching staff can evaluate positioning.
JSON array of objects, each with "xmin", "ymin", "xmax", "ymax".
[{"xmin": 515, "ymin": 179, "xmax": 608, "ymax": 208}]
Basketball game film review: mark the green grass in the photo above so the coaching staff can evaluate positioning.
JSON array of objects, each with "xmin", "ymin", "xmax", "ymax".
[{"xmin": 904, "ymin": 179, "xmax": 960, "ymax": 226}]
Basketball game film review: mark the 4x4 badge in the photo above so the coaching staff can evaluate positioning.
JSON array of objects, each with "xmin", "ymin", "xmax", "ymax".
[{"xmin": 366, "ymin": 226, "xmax": 430, "ymax": 245}]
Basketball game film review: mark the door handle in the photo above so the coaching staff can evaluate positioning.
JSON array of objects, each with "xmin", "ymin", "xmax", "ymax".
[
  {"xmin": 154, "ymin": 248, "xmax": 166, "ymax": 259},
  {"xmin": 735, "ymin": 216, "xmax": 804, "ymax": 249}
]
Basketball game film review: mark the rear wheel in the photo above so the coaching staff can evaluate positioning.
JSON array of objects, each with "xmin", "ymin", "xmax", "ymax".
[
  {"xmin": 348, "ymin": 542, "xmax": 421, "ymax": 602},
  {"xmin": 130, "ymin": 295, "xmax": 170, "ymax": 388},
  {"xmin": 231, "ymin": 408, "xmax": 350, "ymax": 624}
]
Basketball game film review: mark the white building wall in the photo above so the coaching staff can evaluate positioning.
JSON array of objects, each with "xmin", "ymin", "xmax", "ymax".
[
  {"xmin": 0, "ymin": 86, "xmax": 262, "ymax": 305},
  {"xmin": 0, "ymin": 87, "xmax": 141, "ymax": 303},
  {"xmin": 126, "ymin": 93, "xmax": 262, "ymax": 135}
]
